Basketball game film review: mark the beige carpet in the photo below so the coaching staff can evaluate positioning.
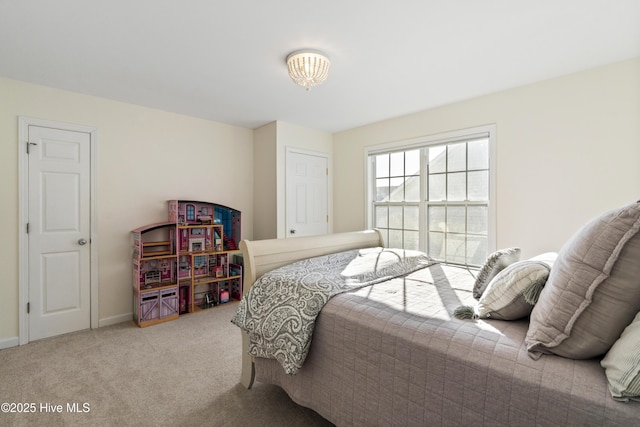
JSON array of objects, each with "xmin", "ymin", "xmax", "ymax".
[{"xmin": 0, "ymin": 302, "xmax": 334, "ymax": 426}]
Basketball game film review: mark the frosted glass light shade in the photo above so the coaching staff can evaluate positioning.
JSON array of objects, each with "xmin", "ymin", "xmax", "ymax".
[{"xmin": 286, "ymin": 50, "xmax": 331, "ymax": 91}]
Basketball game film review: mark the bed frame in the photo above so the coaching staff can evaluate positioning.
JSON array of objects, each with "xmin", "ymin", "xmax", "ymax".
[
  {"xmin": 237, "ymin": 230, "xmax": 640, "ymax": 425},
  {"xmin": 238, "ymin": 229, "xmax": 384, "ymax": 388}
]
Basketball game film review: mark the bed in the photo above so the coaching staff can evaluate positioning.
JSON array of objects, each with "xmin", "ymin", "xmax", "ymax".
[{"xmin": 233, "ymin": 203, "xmax": 640, "ymax": 426}]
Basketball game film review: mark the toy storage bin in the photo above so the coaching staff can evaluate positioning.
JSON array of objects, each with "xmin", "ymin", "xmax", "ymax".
[
  {"xmin": 160, "ymin": 287, "xmax": 179, "ymax": 318},
  {"xmin": 138, "ymin": 290, "xmax": 160, "ymax": 322}
]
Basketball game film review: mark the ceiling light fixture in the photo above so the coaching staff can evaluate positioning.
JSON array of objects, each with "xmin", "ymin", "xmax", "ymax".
[{"xmin": 286, "ymin": 49, "xmax": 331, "ymax": 91}]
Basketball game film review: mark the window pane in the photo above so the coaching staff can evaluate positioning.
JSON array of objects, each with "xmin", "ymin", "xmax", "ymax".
[
  {"xmin": 428, "ymin": 206, "xmax": 445, "ymax": 232},
  {"xmin": 468, "ymin": 170, "xmax": 488, "ymax": 201},
  {"xmin": 446, "ymin": 234, "xmax": 466, "ymax": 264},
  {"xmin": 428, "ymin": 146, "xmax": 446, "ymax": 173},
  {"xmin": 428, "ymin": 173, "xmax": 445, "ymax": 201},
  {"xmin": 404, "ymin": 230, "xmax": 419, "ymax": 250},
  {"xmin": 468, "ymin": 138, "xmax": 489, "ymax": 170},
  {"xmin": 405, "ymin": 150, "xmax": 420, "ymax": 175},
  {"xmin": 447, "ymin": 172, "xmax": 466, "ymax": 201},
  {"xmin": 378, "ymin": 228, "xmax": 389, "ymax": 247},
  {"xmin": 389, "ymin": 206, "xmax": 403, "ymax": 229},
  {"xmin": 467, "ymin": 206, "xmax": 488, "ymax": 234},
  {"xmin": 375, "ymin": 206, "xmax": 388, "ymax": 228},
  {"xmin": 389, "ymin": 177, "xmax": 404, "ymax": 201},
  {"xmin": 428, "ymin": 232, "xmax": 444, "ymax": 260},
  {"xmin": 405, "ymin": 175, "xmax": 420, "ymax": 201},
  {"xmin": 390, "ymin": 152, "xmax": 404, "ymax": 177},
  {"xmin": 447, "ymin": 143, "xmax": 466, "ymax": 172},
  {"xmin": 404, "ymin": 206, "xmax": 419, "ymax": 230},
  {"xmin": 375, "ymin": 154, "xmax": 389, "ymax": 178},
  {"xmin": 376, "ymin": 178, "xmax": 389, "ymax": 201},
  {"xmin": 389, "ymin": 229, "xmax": 403, "ymax": 248},
  {"xmin": 467, "ymin": 235, "xmax": 487, "ymax": 267},
  {"xmin": 447, "ymin": 206, "xmax": 466, "ymax": 234}
]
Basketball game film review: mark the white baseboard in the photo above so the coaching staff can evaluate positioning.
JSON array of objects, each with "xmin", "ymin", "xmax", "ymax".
[
  {"xmin": 1, "ymin": 315, "xmax": 133, "ymax": 349},
  {"xmin": 0, "ymin": 336, "xmax": 20, "ymax": 350},
  {"xmin": 98, "ymin": 313, "xmax": 133, "ymax": 328}
]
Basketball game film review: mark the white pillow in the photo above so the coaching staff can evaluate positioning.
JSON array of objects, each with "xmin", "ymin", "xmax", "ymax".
[
  {"xmin": 601, "ymin": 311, "xmax": 640, "ymax": 402},
  {"xmin": 454, "ymin": 253, "xmax": 557, "ymax": 321},
  {"xmin": 475, "ymin": 254, "xmax": 556, "ymax": 320}
]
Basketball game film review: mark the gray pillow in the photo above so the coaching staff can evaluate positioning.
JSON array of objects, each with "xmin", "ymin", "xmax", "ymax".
[
  {"xmin": 601, "ymin": 311, "xmax": 640, "ymax": 402},
  {"xmin": 526, "ymin": 201, "xmax": 640, "ymax": 359},
  {"xmin": 473, "ymin": 247, "xmax": 521, "ymax": 299}
]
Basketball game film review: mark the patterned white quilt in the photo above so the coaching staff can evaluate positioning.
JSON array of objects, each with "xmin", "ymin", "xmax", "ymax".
[{"xmin": 231, "ymin": 247, "xmax": 434, "ymax": 374}]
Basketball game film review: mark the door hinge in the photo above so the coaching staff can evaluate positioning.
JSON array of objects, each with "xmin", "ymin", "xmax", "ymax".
[
  {"xmin": 26, "ymin": 223, "xmax": 29, "ymax": 234},
  {"xmin": 326, "ymin": 215, "xmax": 329, "ymax": 223},
  {"xmin": 326, "ymin": 168, "xmax": 328, "ymax": 176},
  {"xmin": 27, "ymin": 302, "xmax": 30, "ymax": 314},
  {"xmin": 27, "ymin": 142, "xmax": 37, "ymax": 154}
]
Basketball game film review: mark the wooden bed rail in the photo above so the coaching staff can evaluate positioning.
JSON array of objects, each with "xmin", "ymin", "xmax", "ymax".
[{"xmin": 237, "ymin": 229, "xmax": 384, "ymax": 388}]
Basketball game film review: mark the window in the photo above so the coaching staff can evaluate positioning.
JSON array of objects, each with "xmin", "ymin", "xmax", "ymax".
[
  {"xmin": 373, "ymin": 150, "xmax": 421, "ymax": 250},
  {"xmin": 368, "ymin": 127, "xmax": 495, "ymax": 267},
  {"xmin": 186, "ymin": 204, "xmax": 195, "ymax": 221}
]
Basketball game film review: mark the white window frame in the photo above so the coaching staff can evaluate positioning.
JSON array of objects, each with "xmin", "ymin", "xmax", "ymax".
[{"xmin": 364, "ymin": 125, "xmax": 497, "ymax": 265}]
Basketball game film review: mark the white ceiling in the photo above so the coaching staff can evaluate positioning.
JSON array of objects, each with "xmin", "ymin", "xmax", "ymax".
[{"xmin": 1, "ymin": 1, "xmax": 639, "ymax": 133}]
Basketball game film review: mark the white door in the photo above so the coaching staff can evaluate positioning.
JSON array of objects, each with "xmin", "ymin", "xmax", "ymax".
[
  {"xmin": 27, "ymin": 125, "xmax": 92, "ymax": 341},
  {"xmin": 286, "ymin": 151, "xmax": 328, "ymax": 237}
]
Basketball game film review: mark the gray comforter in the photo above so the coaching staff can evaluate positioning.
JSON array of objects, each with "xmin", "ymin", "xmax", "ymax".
[{"xmin": 253, "ymin": 263, "xmax": 640, "ymax": 426}]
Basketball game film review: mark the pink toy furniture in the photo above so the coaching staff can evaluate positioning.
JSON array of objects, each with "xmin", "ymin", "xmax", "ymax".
[{"xmin": 132, "ymin": 200, "xmax": 243, "ymax": 327}]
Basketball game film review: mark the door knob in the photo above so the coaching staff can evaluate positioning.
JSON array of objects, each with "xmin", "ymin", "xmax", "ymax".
[
  {"xmin": 290, "ymin": 229, "xmax": 296, "ymax": 234},
  {"xmin": 78, "ymin": 238, "xmax": 88, "ymax": 245}
]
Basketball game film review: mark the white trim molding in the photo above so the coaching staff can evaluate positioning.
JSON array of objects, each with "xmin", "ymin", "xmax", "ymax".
[
  {"xmin": 98, "ymin": 313, "xmax": 133, "ymax": 328},
  {"xmin": 0, "ymin": 336, "xmax": 20, "ymax": 350}
]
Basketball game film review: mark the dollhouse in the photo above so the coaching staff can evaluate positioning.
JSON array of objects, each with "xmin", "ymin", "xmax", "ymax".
[
  {"xmin": 132, "ymin": 200, "xmax": 242, "ymax": 327},
  {"xmin": 131, "ymin": 222, "xmax": 180, "ymax": 327}
]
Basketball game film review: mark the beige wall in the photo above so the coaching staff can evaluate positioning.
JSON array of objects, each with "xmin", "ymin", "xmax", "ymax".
[
  {"xmin": 253, "ymin": 120, "xmax": 333, "ymax": 239},
  {"xmin": 0, "ymin": 77, "xmax": 254, "ymax": 347},
  {"xmin": 253, "ymin": 122, "xmax": 277, "ymax": 240},
  {"xmin": 333, "ymin": 57, "xmax": 640, "ymax": 258}
]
